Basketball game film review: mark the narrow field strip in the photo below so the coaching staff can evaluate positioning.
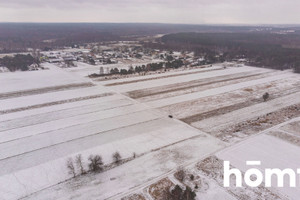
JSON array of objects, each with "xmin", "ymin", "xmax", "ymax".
[
  {"xmin": 193, "ymin": 92, "xmax": 300, "ymax": 133},
  {"xmin": 196, "ymin": 102, "xmax": 300, "ymax": 143},
  {"xmin": 147, "ymin": 72, "xmax": 296, "ymax": 108},
  {"xmin": 103, "ymin": 67, "xmax": 224, "ymax": 86},
  {"xmin": 0, "ymin": 110, "xmax": 161, "ymax": 160},
  {"xmin": 216, "ymin": 134, "xmax": 300, "ymax": 199},
  {"xmin": 181, "ymin": 86, "xmax": 300, "ymax": 124},
  {"xmin": 268, "ymin": 130, "xmax": 300, "ymax": 147},
  {"xmin": 0, "ymin": 64, "xmax": 89, "ymax": 95},
  {"xmin": 0, "ymin": 103, "xmax": 148, "ymax": 144},
  {"xmin": 126, "ymin": 70, "xmax": 269, "ymax": 99},
  {"xmin": 0, "ymin": 85, "xmax": 112, "ymax": 111},
  {"xmin": 0, "ymin": 94, "xmax": 124, "ymax": 122},
  {"xmin": 0, "ymin": 118, "xmax": 198, "ymax": 175},
  {"xmin": 138, "ymin": 71, "xmax": 284, "ymax": 103},
  {"xmin": 99, "ymin": 65, "xmax": 222, "ymax": 85},
  {"xmin": 279, "ymin": 121, "xmax": 300, "ymax": 136},
  {"xmin": 0, "ymin": 82, "xmax": 94, "ymax": 100},
  {"xmin": 197, "ymin": 156, "xmax": 285, "ymax": 200},
  {"xmin": 0, "ymin": 93, "xmax": 114, "ymax": 114},
  {"xmin": 0, "ymin": 98, "xmax": 133, "ymax": 132},
  {"xmin": 109, "ymin": 66, "xmax": 264, "ymax": 93},
  {"xmin": 161, "ymin": 76, "xmax": 300, "ymax": 119},
  {"xmin": 1, "ymin": 123, "xmax": 222, "ymax": 200}
]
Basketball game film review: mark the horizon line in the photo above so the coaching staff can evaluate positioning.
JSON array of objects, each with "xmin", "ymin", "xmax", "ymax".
[{"xmin": 0, "ymin": 22, "xmax": 300, "ymax": 26}]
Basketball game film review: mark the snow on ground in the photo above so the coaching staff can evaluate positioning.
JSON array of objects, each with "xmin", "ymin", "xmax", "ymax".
[
  {"xmin": 0, "ymin": 85, "xmax": 112, "ymax": 112},
  {"xmin": 0, "ymin": 94, "xmax": 125, "ymax": 122},
  {"xmin": 22, "ymin": 131, "xmax": 224, "ymax": 200},
  {"xmin": 195, "ymin": 180, "xmax": 236, "ymax": 200},
  {"xmin": 63, "ymin": 62, "xmax": 105, "ymax": 77},
  {"xmin": 280, "ymin": 121, "xmax": 300, "ymax": 136},
  {"xmin": 108, "ymin": 66, "xmax": 269, "ymax": 93},
  {"xmin": 100, "ymin": 65, "xmax": 224, "ymax": 85},
  {"xmin": 2, "ymin": 62, "xmax": 300, "ymax": 200},
  {"xmin": 65, "ymin": 61, "xmax": 163, "ymax": 77},
  {"xmin": 161, "ymin": 76, "xmax": 300, "ymax": 120},
  {"xmin": 192, "ymin": 91, "xmax": 300, "ymax": 133},
  {"xmin": 217, "ymin": 133, "xmax": 300, "ymax": 200},
  {"xmin": 0, "ymin": 103, "xmax": 150, "ymax": 144},
  {"xmin": 132, "ymin": 69, "xmax": 278, "ymax": 102},
  {"xmin": 147, "ymin": 72, "xmax": 296, "ymax": 108},
  {"xmin": 0, "ymin": 68, "xmax": 225, "ymax": 199},
  {"xmin": 172, "ymin": 165, "xmax": 236, "ymax": 200},
  {"xmin": 0, "ymin": 63, "xmax": 90, "ymax": 94}
]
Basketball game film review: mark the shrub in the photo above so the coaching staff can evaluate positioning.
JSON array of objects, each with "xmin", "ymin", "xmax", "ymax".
[
  {"xmin": 75, "ymin": 154, "xmax": 86, "ymax": 175},
  {"xmin": 175, "ymin": 167, "xmax": 186, "ymax": 182},
  {"xmin": 113, "ymin": 151, "xmax": 122, "ymax": 164},
  {"xmin": 66, "ymin": 158, "xmax": 76, "ymax": 177},
  {"xmin": 190, "ymin": 174, "xmax": 194, "ymax": 181},
  {"xmin": 88, "ymin": 155, "xmax": 103, "ymax": 172},
  {"xmin": 169, "ymin": 185, "xmax": 196, "ymax": 200},
  {"xmin": 263, "ymin": 92, "xmax": 270, "ymax": 102}
]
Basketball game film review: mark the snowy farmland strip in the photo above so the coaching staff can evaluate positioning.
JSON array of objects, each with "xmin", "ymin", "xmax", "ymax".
[
  {"xmin": 147, "ymin": 72, "xmax": 296, "ymax": 108},
  {"xmin": 100, "ymin": 65, "xmax": 223, "ymax": 85},
  {"xmin": 126, "ymin": 70, "xmax": 274, "ymax": 100},
  {"xmin": 104, "ymin": 67, "xmax": 225, "ymax": 86},
  {"xmin": 160, "ymin": 76, "xmax": 300, "ymax": 119},
  {"xmin": 0, "ymin": 110, "xmax": 161, "ymax": 160},
  {"xmin": 0, "ymin": 63, "xmax": 90, "ymax": 94},
  {"xmin": 0, "ymin": 118, "xmax": 204, "ymax": 175},
  {"xmin": 0, "ymin": 98, "xmax": 133, "ymax": 132},
  {"xmin": 108, "ymin": 66, "xmax": 267, "ymax": 93},
  {"xmin": 0, "ymin": 93, "xmax": 114, "ymax": 114},
  {"xmin": 216, "ymin": 134, "xmax": 300, "ymax": 200},
  {"xmin": 192, "ymin": 92, "xmax": 300, "ymax": 134},
  {"xmin": 0, "ymin": 122, "xmax": 223, "ymax": 200},
  {"xmin": 0, "ymin": 85, "xmax": 113, "ymax": 112},
  {"xmin": 0, "ymin": 82, "xmax": 94, "ymax": 100},
  {"xmin": 180, "ymin": 85, "xmax": 300, "ymax": 124},
  {"xmin": 0, "ymin": 103, "xmax": 149, "ymax": 143},
  {"xmin": 0, "ymin": 93, "xmax": 125, "ymax": 122}
]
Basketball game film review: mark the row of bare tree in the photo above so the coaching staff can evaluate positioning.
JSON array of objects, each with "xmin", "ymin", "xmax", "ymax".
[{"xmin": 66, "ymin": 152, "xmax": 122, "ymax": 177}]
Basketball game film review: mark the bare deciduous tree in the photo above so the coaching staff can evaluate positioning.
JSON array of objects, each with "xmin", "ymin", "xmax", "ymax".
[
  {"xmin": 113, "ymin": 151, "xmax": 122, "ymax": 164},
  {"xmin": 75, "ymin": 154, "xmax": 86, "ymax": 175},
  {"xmin": 88, "ymin": 155, "xmax": 103, "ymax": 172},
  {"xmin": 66, "ymin": 158, "xmax": 76, "ymax": 177},
  {"xmin": 175, "ymin": 167, "xmax": 186, "ymax": 182},
  {"xmin": 263, "ymin": 92, "xmax": 269, "ymax": 102}
]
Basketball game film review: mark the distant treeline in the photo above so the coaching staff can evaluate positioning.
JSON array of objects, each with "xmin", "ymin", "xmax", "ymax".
[
  {"xmin": 1, "ymin": 23, "xmax": 300, "ymax": 53},
  {"xmin": 89, "ymin": 60, "xmax": 184, "ymax": 78},
  {"xmin": 0, "ymin": 54, "xmax": 35, "ymax": 71},
  {"xmin": 146, "ymin": 32, "xmax": 300, "ymax": 73}
]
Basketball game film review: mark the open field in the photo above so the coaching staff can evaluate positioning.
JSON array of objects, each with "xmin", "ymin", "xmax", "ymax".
[
  {"xmin": 217, "ymin": 126, "xmax": 300, "ymax": 200},
  {"xmin": 0, "ymin": 63, "xmax": 90, "ymax": 95},
  {"xmin": 2, "ymin": 63, "xmax": 300, "ymax": 200},
  {"xmin": 0, "ymin": 64, "xmax": 225, "ymax": 199},
  {"xmin": 126, "ymin": 69, "xmax": 276, "ymax": 101},
  {"xmin": 22, "ymin": 131, "xmax": 224, "ymax": 200}
]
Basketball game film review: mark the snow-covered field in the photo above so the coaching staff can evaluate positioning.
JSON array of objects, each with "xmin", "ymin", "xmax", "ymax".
[
  {"xmin": 192, "ymin": 91, "xmax": 300, "ymax": 133},
  {"xmin": 2, "ymin": 63, "xmax": 300, "ymax": 200},
  {"xmin": 64, "ymin": 60, "xmax": 163, "ymax": 77},
  {"xmin": 108, "ymin": 66, "xmax": 270, "ymax": 93},
  {"xmin": 22, "ymin": 132, "xmax": 224, "ymax": 200},
  {"xmin": 0, "ymin": 63, "xmax": 90, "ymax": 95},
  {"xmin": 217, "ymin": 120, "xmax": 300, "ymax": 200}
]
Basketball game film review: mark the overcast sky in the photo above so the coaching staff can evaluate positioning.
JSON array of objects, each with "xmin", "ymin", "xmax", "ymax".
[{"xmin": 0, "ymin": 0, "xmax": 299, "ymax": 24}]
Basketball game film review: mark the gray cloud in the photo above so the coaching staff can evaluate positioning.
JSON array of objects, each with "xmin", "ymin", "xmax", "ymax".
[{"xmin": 0, "ymin": 0, "xmax": 300, "ymax": 24}]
